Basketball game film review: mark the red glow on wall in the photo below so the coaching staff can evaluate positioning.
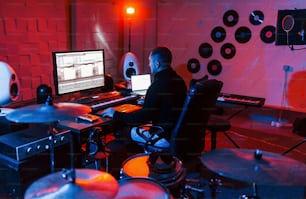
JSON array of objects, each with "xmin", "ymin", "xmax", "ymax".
[{"xmin": 287, "ymin": 71, "xmax": 306, "ymax": 110}]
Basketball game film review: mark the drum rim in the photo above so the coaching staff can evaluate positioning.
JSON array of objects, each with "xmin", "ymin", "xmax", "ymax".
[
  {"xmin": 116, "ymin": 177, "xmax": 171, "ymax": 198},
  {"xmin": 121, "ymin": 153, "xmax": 186, "ymax": 186}
]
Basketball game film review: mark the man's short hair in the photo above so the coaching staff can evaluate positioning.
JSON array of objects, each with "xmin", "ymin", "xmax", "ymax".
[{"xmin": 151, "ymin": 46, "xmax": 172, "ymax": 66}]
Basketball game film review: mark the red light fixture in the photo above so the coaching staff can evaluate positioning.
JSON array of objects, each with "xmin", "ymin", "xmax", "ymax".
[{"xmin": 126, "ymin": 6, "xmax": 135, "ymax": 15}]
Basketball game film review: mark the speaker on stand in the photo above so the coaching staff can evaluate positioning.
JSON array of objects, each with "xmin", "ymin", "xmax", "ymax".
[
  {"xmin": 119, "ymin": 52, "xmax": 140, "ymax": 82},
  {"xmin": 0, "ymin": 61, "xmax": 20, "ymax": 106},
  {"xmin": 119, "ymin": 7, "xmax": 140, "ymax": 83}
]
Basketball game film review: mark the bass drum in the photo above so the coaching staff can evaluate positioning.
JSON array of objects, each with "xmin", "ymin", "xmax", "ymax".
[
  {"xmin": 120, "ymin": 153, "xmax": 186, "ymax": 198},
  {"xmin": 114, "ymin": 178, "xmax": 171, "ymax": 199}
]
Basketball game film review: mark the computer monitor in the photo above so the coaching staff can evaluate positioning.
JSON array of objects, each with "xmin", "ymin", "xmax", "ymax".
[{"xmin": 52, "ymin": 49, "xmax": 106, "ymax": 95}]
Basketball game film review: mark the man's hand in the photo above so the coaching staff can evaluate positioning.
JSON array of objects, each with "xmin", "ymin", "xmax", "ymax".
[{"xmin": 100, "ymin": 107, "xmax": 115, "ymax": 118}]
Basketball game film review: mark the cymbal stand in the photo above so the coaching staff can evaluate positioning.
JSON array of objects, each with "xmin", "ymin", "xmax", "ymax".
[
  {"xmin": 61, "ymin": 131, "xmax": 76, "ymax": 183},
  {"xmin": 48, "ymin": 122, "xmax": 76, "ymax": 182},
  {"xmin": 48, "ymin": 122, "xmax": 57, "ymax": 173},
  {"xmin": 239, "ymin": 182, "xmax": 260, "ymax": 199},
  {"xmin": 209, "ymin": 178, "xmax": 222, "ymax": 199}
]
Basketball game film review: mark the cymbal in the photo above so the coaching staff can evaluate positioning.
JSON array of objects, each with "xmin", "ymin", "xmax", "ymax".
[
  {"xmin": 24, "ymin": 169, "xmax": 119, "ymax": 199},
  {"xmin": 200, "ymin": 148, "xmax": 306, "ymax": 186},
  {"xmin": 6, "ymin": 102, "xmax": 91, "ymax": 123}
]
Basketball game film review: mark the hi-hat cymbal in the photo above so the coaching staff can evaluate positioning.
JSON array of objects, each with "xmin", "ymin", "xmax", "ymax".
[
  {"xmin": 200, "ymin": 148, "xmax": 306, "ymax": 186},
  {"xmin": 24, "ymin": 169, "xmax": 119, "ymax": 199},
  {"xmin": 6, "ymin": 102, "xmax": 91, "ymax": 123}
]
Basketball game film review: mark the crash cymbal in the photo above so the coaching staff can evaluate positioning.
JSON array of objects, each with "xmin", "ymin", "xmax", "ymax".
[
  {"xmin": 6, "ymin": 102, "xmax": 91, "ymax": 123},
  {"xmin": 24, "ymin": 169, "xmax": 119, "ymax": 199},
  {"xmin": 200, "ymin": 148, "xmax": 306, "ymax": 186}
]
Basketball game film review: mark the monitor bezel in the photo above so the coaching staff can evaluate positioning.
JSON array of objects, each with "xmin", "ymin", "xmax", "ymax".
[{"xmin": 52, "ymin": 49, "xmax": 106, "ymax": 96}]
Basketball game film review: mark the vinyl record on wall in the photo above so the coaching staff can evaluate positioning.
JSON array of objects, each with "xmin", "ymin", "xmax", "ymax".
[
  {"xmin": 207, "ymin": 59, "xmax": 222, "ymax": 76},
  {"xmin": 223, "ymin": 10, "xmax": 239, "ymax": 27},
  {"xmin": 235, "ymin": 26, "xmax": 252, "ymax": 43},
  {"xmin": 249, "ymin": 10, "xmax": 264, "ymax": 25},
  {"xmin": 260, "ymin": 25, "xmax": 276, "ymax": 43},
  {"xmin": 211, "ymin": 26, "xmax": 226, "ymax": 43},
  {"xmin": 220, "ymin": 43, "xmax": 236, "ymax": 59},
  {"xmin": 198, "ymin": 42, "xmax": 213, "ymax": 58},
  {"xmin": 187, "ymin": 58, "xmax": 201, "ymax": 73}
]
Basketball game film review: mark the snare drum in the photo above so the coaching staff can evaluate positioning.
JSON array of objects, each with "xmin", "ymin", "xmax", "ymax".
[
  {"xmin": 114, "ymin": 178, "xmax": 171, "ymax": 199},
  {"xmin": 120, "ymin": 153, "xmax": 186, "ymax": 197}
]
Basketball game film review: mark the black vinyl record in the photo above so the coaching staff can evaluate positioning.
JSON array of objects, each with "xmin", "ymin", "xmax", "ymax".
[
  {"xmin": 249, "ymin": 10, "xmax": 264, "ymax": 25},
  {"xmin": 223, "ymin": 10, "xmax": 239, "ymax": 27},
  {"xmin": 235, "ymin": 26, "xmax": 252, "ymax": 43},
  {"xmin": 199, "ymin": 43, "xmax": 213, "ymax": 58},
  {"xmin": 211, "ymin": 26, "xmax": 226, "ymax": 43},
  {"xmin": 207, "ymin": 59, "xmax": 222, "ymax": 76},
  {"xmin": 187, "ymin": 58, "xmax": 201, "ymax": 73},
  {"xmin": 260, "ymin": 25, "xmax": 276, "ymax": 43},
  {"xmin": 220, "ymin": 43, "xmax": 236, "ymax": 59}
]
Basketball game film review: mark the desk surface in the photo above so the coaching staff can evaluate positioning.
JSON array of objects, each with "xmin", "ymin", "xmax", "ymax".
[{"xmin": 58, "ymin": 117, "xmax": 112, "ymax": 134}]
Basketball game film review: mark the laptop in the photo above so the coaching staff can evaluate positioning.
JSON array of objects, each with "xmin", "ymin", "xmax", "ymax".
[{"xmin": 131, "ymin": 74, "xmax": 151, "ymax": 96}]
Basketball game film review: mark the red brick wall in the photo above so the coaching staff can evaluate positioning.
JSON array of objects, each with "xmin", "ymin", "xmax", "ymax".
[{"xmin": 0, "ymin": 0, "xmax": 69, "ymax": 101}]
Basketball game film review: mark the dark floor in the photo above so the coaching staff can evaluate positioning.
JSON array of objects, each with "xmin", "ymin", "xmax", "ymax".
[
  {"xmin": 208, "ymin": 104, "xmax": 306, "ymax": 163},
  {"xmin": 197, "ymin": 104, "xmax": 306, "ymax": 199},
  {"xmin": 1, "ymin": 103, "xmax": 306, "ymax": 199}
]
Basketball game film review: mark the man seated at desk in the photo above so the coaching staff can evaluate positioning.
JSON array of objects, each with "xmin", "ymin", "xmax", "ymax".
[{"xmin": 101, "ymin": 46, "xmax": 187, "ymax": 158}]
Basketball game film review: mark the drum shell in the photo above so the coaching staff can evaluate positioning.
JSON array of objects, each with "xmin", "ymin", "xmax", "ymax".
[
  {"xmin": 115, "ymin": 178, "xmax": 171, "ymax": 199},
  {"xmin": 120, "ymin": 153, "xmax": 186, "ymax": 197}
]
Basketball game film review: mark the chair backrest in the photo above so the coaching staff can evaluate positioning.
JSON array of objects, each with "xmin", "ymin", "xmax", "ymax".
[{"xmin": 169, "ymin": 79, "xmax": 223, "ymax": 161}]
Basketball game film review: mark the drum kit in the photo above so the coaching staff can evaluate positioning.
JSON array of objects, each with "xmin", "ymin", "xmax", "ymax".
[{"xmin": 4, "ymin": 98, "xmax": 306, "ymax": 198}]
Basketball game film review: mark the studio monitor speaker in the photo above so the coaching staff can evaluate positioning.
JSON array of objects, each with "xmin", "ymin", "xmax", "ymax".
[
  {"xmin": 0, "ymin": 61, "xmax": 20, "ymax": 106},
  {"xmin": 102, "ymin": 73, "xmax": 114, "ymax": 92},
  {"xmin": 119, "ymin": 52, "xmax": 140, "ymax": 81},
  {"xmin": 36, "ymin": 84, "xmax": 52, "ymax": 104}
]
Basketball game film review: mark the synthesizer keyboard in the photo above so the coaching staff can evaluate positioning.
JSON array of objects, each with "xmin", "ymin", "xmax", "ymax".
[
  {"xmin": 91, "ymin": 95, "xmax": 140, "ymax": 111},
  {"xmin": 217, "ymin": 93, "xmax": 265, "ymax": 107},
  {"xmin": 73, "ymin": 91, "xmax": 121, "ymax": 105}
]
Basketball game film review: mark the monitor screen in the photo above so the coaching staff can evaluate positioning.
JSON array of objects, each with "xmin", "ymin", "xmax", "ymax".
[{"xmin": 52, "ymin": 49, "xmax": 105, "ymax": 95}]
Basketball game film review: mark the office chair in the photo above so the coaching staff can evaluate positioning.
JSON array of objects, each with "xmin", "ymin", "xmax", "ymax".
[
  {"xmin": 190, "ymin": 78, "xmax": 238, "ymax": 151},
  {"xmin": 169, "ymin": 79, "xmax": 223, "ymax": 162}
]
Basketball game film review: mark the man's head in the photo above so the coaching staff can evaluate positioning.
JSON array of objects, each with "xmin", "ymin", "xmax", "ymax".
[{"xmin": 149, "ymin": 46, "xmax": 172, "ymax": 74}]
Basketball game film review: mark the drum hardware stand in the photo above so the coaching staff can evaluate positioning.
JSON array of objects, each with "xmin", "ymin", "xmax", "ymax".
[
  {"xmin": 209, "ymin": 178, "xmax": 222, "ymax": 199},
  {"xmin": 60, "ymin": 132, "xmax": 76, "ymax": 183},
  {"xmin": 48, "ymin": 122, "xmax": 57, "ymax": 173},
  {"xmin": 282, "ymin": 138, "xmax": 306, "ymax": 156},
  {"xmin": 239, "ymin": 182, "xmax": 260, "ymax": 199},
  {"xmin": 180, "ymin": 177, "xmax": 206, "ymax": 199}
]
